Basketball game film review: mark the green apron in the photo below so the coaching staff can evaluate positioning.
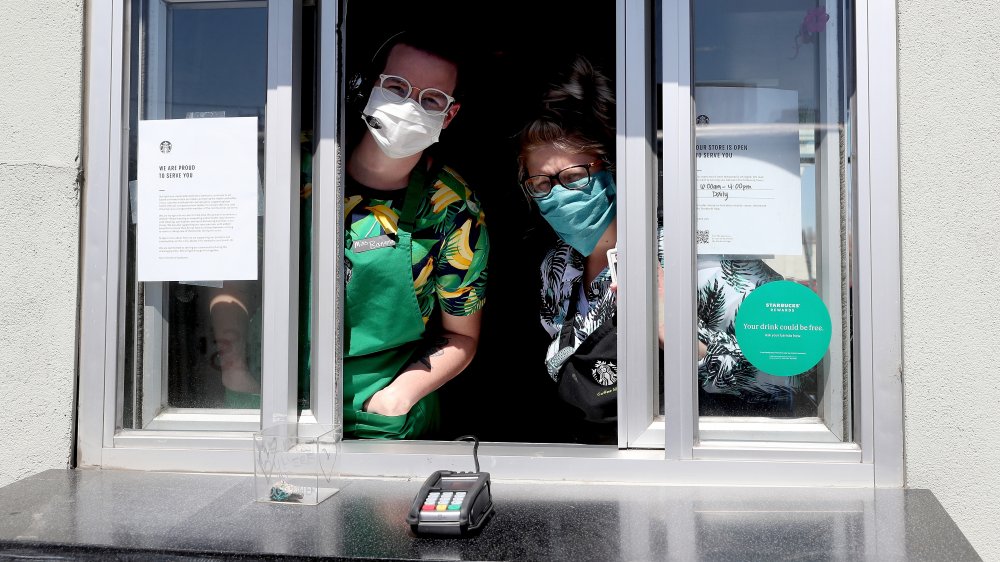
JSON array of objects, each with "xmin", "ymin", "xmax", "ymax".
[{"xmin": 343, "ymin": 167, "xmax": 439, "ymax": 439}]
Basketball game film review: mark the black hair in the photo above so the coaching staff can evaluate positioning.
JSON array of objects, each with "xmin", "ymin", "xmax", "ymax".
[
  {"xmin": 374, "ymin": 31, "xmax": 468, "ymax": 99},
  {"xmin": 344, "ymin": 24, "xmax": 473, "ymax": 152},
  {"xmin": 345, "ymin": 25, "xmax": 470, "ymax": 113}
]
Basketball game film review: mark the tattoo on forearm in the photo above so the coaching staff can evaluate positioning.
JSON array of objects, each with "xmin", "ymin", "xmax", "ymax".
[{"xmin": 417, "ymin": 336, "xmax": 449, "ymax": 368}]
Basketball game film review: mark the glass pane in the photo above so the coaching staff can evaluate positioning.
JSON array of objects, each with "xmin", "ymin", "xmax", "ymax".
[
  {"xmin": 658, "ymin": 0, "xmax": 854, "ymax": 440},
  {"xmin": 122, "ymin": 0, "xmax": 267, "ymax": 428}
]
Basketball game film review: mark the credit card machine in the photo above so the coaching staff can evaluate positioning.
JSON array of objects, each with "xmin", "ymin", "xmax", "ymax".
[{"xmin": 406, "ymin": 436, "xmax": 494, "ymax": 536}]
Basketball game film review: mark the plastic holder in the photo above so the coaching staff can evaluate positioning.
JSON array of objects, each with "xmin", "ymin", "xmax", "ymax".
[{"xmin": 253, "ymin": 423, "xmax": 342, "ymax": 505}]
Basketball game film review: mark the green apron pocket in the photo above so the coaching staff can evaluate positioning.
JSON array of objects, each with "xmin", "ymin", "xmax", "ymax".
[{"xmin": 355, "ymin": 410, "xmax": 409, "ymax": 439}]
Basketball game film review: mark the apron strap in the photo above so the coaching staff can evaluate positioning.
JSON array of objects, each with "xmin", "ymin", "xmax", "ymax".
[
  {"xmin": 398, "ymin": 161, "xmax": 440, "ymax": 233},
  {"xmin": 559, "ymin": 284, "xmax": 581, "ymax": 348}
]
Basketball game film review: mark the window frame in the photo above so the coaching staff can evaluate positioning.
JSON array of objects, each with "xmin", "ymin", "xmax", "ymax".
[
  {"xmin": 654, "ymin": 0, "xmax": 874, "ymax": 460},
  {"xmin": 78, "ymin": 0, "xmax": 903, "ymax": 487},
  {"xmin": 135, "ymin": 0, "xmax": 272, "ymax": 433},
  {"xmin": 79, "ymin": 0, "xmax": 304, "ymax": 462}
]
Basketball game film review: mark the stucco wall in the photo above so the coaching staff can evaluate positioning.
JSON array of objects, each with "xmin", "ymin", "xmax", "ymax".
[
  {"xmin": 0, "ymin": 1, "xmax": 82, "ymax": 486},
  {"xmin": 898, "ymin": 2, "xmax": 1000, "ymax": 560}
]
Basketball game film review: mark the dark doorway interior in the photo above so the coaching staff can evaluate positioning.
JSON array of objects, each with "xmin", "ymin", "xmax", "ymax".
[{"xmin": 340, "ymin": 0, "xmax": 618, "ymax": 443}]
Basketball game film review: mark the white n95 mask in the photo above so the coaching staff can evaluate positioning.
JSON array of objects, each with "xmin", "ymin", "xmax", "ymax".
[{"xmin": 361, "ymin": 87, "xmax": 446, "ymax": 159}]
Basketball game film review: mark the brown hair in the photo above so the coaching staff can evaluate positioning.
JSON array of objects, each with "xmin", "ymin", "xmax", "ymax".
[{"xmin": 517, "ymin": 55, "xmax": 616, "ymax": 182}]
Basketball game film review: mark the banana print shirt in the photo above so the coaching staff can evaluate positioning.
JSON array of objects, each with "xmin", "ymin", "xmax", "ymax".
[{"xmin": 344, "ymin": 165, "xmax": 488, "ymax": 322}]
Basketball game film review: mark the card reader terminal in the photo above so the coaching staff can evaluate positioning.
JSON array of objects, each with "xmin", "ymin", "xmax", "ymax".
[
  {"xmin": 406, "ymin": 435, "xmax": 494, "ymax": 536},
  {"xmin": 407, "ymin": 469, "xmax": 493, "ymax": 536}
]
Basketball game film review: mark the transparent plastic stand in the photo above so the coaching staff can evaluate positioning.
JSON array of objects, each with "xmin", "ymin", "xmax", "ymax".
[{"xmin": 253, "ymin": 423, "xmax": 342, "ymax": 505}]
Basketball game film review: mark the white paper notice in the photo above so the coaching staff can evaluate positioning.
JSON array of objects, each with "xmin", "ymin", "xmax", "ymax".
[
  {"xmin": 137, "ymin": 117, "xmax": 259, "ymax": 282},
  {"xmin": 694, "ymin": 86, "xmax": 802, "ymax": 256}
]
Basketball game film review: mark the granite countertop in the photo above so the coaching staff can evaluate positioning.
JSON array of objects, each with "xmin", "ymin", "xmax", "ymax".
[{"xmin": 0, "ymin": 469, "xmax": 981, "ymax": 561}]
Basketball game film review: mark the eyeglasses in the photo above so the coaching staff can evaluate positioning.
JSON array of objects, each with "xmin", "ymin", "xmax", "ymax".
[
  {"xmin": 521, "ymin": 162, "xmax": 603, "ymax": 199},
  {"xmin": 377, "ymin": 74, "xmax": 455, "ymax": 116}
]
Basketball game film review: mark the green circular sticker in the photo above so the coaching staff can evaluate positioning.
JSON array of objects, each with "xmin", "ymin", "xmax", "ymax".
[{"xmin": 734, "ymin": 280, "xmax": 832, "ymax": 377}]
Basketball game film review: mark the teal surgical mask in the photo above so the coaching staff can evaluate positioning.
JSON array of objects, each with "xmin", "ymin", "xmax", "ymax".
[{"xmin": 536, "ymin": 170, "xmax": 616, "ymax": 256}]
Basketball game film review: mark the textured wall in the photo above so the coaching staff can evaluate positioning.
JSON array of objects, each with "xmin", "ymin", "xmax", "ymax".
[
  {"xmin": 898, "ymin": 2, "xmax": 1000, "ymax": 560},
  {"xmin": 0, "ymin": 0, "xmax": 82, "ymax": 485}
]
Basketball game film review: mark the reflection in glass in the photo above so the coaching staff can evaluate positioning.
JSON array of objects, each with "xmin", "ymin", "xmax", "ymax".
[
  {"xmin": 123, "ymin": 1, "xmax": 267, "ymax": 427},
  {"xmin": 658, "ymin": 0, "xmax": 854, "ymax": 439}
]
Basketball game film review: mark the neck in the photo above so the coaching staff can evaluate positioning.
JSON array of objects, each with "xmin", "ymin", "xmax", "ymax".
[
  {"xmin": 347, "ymin": 135, "xmax": 423, "ymax": 190},
  {"xmin": 584, "ymin": 218, "xmax": 618, "ymax": 285}
]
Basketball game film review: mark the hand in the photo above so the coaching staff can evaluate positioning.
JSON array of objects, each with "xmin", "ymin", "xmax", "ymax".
[{"xmin": 362, "ymin": 386, "xmax": 413, "ymax": 417}]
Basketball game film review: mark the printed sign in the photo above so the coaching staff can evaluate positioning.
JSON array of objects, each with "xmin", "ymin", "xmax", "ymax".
[
  {"xmin": 137, "ymin": 117, "xmax": 259, "ymax": 282},
  {"xmin": 695, "ymin": 86, "xmax": 802, "ymax": 256},
  {"xmin": 734, "ymin": 280, "xmax": 831, "ymax": 376}
]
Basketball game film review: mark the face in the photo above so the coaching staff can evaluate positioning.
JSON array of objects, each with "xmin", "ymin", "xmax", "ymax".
[
  {"xmin": 523, "ymin": 143, "xmax": 602, "ymax": 198},
  {"xmin": 382, "ymin": 44, "xmax": 461, "ymax": 128},
  {"xmin": 525, "ymin": 144, "xmax": 599, "ymax": 177}
]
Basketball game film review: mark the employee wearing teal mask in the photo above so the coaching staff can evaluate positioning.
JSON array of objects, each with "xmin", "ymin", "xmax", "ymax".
[
  {"xmin": 518, "ymin": 55, "xmax": 811, "ymax": 443},
  {"xmin": 516, "ymin": 55, "xmax": 630, "ymax": 444}
]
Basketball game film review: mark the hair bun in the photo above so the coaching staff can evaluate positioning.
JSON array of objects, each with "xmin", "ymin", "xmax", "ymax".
[{"xmin": 539, "ymin": 55, "xmax": 615, "ymax": 147}]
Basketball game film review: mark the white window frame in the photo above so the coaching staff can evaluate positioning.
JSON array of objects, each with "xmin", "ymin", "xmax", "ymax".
[
  {"xmin": 648, "ymin": 0, "xmax": 877, "ymax": 460},
  {"xmin": 78, "ymin": 0, "xmax": 902, "ymax": 487},
  {"xmin": 78, "ymin": 0, "xmax": 304, "ymax": 466},
  {"xmin": 135, "ymin": 0, "xmax": 274, "ymax": 434}
]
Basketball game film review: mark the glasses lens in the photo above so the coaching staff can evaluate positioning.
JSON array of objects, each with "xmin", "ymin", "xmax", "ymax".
[
  {"xmin": 523, "ymin": 176, "xmax": 553, "ymax": 198},
  {"xmin": 418, "ymin": 89, "xmax": 452, "ymax": 115},
  {"xmin": 558, "ymin": 165, "xmax": 591, "ymax": 189},
  {"xmin": 379, "ymin": 75, "xmax": 410, "ymax": 102}
]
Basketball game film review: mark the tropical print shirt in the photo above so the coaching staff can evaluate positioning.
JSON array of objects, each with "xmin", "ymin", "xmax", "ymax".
[
  {"xmin": 344, "ymin": 165, "xmax": 488, "ymax": 323},
  {"xmin": 540, "ymin": 225, "xmax": 813, "ymax": 410},
  {"xmin": 539, "ymin": 237, "xmax": 616, "ymax": 383}
]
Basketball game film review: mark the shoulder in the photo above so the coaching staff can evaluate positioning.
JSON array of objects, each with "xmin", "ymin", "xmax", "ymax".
[
  {"xmin": 426, "ymin": 165, "xmax": 483, "ymax": 215},
  {"xmin": 541, "ymin": 238, "xmax": 578, "ymax": 269},
  {"xmin": 438, "ymin": 164, "xmax": 469, "ymax": 187},
  {"xmin": 540, "ymin": 239, "xmax": 584, "ymax": 294}
]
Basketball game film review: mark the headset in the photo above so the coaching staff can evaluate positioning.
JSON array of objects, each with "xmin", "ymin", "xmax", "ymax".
[{"xmin": 346, "ymin": 29, "xmax": 408, "ymax": 123}]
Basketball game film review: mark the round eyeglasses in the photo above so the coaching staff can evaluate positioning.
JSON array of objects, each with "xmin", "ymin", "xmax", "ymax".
[
  {"xmin": 377, "ymin": 74, "xmax": 455, "ymax": 115},
  {"xmin": 521, "ymin": 162, "xmax": 603, "ymax": 199}
]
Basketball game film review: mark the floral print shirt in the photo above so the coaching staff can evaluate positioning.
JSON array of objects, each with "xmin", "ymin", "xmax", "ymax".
[{"xmin": 540, "ymin": 226, "xmax": 814, "ymax": 411}]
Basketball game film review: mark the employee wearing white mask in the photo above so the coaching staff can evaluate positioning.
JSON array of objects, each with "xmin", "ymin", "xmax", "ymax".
[{"xmin": 342, "ymin": 31, "xmax": 489, "ymax": 439}]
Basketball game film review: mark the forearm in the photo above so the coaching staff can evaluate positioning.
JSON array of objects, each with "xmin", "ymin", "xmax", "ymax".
[
  {"xmin": 660, "ymin": 317, "xmax": 708, "ymax": 359},
  {"xmin": 698, "ymin": 325, "xmax": 740, "ymax": 365},
  {"xmin": 364, "ymin": 331, "xmax": 478, "ymax": 415},
  {"xmin": 656, "ymin": 264, "xmax": 707, "ymax": 358}
]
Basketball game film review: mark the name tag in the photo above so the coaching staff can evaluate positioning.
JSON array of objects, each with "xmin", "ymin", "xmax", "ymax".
[{"xmin": 352, "ymin": 234, "xmax": 396, "ymax": 253}]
